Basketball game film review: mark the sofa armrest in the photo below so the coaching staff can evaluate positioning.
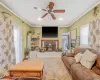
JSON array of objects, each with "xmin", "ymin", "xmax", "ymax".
[
  {"xmin": 83, "ymin": 69, "xmax": 100, "ymax": 80},
  {"xmin": 66, "ymin": 53, "xmax": 74, "ymax": 57}
]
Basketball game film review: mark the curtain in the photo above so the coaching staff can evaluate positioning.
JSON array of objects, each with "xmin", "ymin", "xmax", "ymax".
[
  {"xmin": 0, "ymin": 13, "xmax": 16, "ymax": 77},
  {"xmin": 89, "ymin": 19, "xmax": 100, "ymax": 51}
]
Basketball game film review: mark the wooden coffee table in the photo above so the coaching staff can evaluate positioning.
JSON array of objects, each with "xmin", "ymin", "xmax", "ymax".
[{"xmin": 9, "ymin": 59, "xmax": 44, "ymax": 80}]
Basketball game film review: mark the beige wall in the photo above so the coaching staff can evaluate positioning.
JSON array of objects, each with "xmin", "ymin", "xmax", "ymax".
[
  {"xmin": 0, "ymin": 4, "xmax": 31, "ymax": 58},
  {"xmin": 32, "ymin": 27, "xmax": 69, "ymax": 49},
  {"xmin": 69, "ymin": 4, "xmax": 100, "ymax": 36}
]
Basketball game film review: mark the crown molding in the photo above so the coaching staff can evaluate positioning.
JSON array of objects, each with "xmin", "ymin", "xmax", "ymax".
[
  {"xmin": 0, "ymin": 2, "xmax": 33, "ymax": 27},
  {"xmin": 67, "ymin": 1, "xmax": 100, "ymax": 27}
]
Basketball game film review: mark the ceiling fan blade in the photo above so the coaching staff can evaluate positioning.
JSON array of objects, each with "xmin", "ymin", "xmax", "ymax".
[
  {"xmin": 53, "ymin": 10, "xmax": 65, "ymax": 13},
  {"xmin": 48, "ymin": 2, "xmax": 54, "ymax": 10},
  {"xmin": 42, "ymin": 9, "xmax": 47, "ymax": 11},
  {"xmin": 51, "ymin": 13, "xmax": 56, "ymax": 20},
  {"xmin": 34, "ymin": 7, "xmax": 47, "ymax": 11},
  {"xmin": 41, "ymin": 13, "xmax": 48, "ymax": 18}
]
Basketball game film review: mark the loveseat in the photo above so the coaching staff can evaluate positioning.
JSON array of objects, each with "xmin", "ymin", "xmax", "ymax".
[{"xmin": 62, "ymin": 47, "xmax": 100, "ymax": 80}]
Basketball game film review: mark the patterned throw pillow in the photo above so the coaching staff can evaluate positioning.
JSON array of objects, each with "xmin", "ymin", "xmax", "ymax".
[{"xmin": 80, "ymin": 50, "xmax": 97, "ymax": 69}]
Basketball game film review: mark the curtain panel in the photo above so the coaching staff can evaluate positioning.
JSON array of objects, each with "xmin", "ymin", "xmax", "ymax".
[
  {"xmin": 0, "ymin": 13, "xmax": 16, "ymax": 77},
  {"xmin": 89, "ymin": 19, "xmax": 100, "ymax": 51}
]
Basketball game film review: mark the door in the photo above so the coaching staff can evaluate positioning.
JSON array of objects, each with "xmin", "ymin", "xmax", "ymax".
[{"xmin": 62, "ymin": 33, "xmax": 68, "ymax": 52}]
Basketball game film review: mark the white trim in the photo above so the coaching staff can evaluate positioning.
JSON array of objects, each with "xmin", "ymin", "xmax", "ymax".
[
  {"xmin": 68, "ymin": 1, "xmax": 100, "ymax": 27},
  {"xmin": 0, "ymin": 2, "xmax": 33, "ymax": 27}
]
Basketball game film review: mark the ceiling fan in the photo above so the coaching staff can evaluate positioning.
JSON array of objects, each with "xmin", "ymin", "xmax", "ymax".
[{"xmin": 34, "ymin": 2, "xmax": 65, "ymax": 20}]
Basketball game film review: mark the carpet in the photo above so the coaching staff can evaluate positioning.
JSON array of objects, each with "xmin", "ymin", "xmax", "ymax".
[
  {"xmin": 16, "ymin": 58, "xmax": 73, "ymax": 80},
  {"xmin": 42, "ymin": 58, "xmax": 73, "ymax": 80}
]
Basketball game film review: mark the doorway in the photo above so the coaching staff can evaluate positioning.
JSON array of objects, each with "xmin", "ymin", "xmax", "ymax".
[{"xmin": 62, "ymin": 33, "xmax": 68, "ymax": 52}]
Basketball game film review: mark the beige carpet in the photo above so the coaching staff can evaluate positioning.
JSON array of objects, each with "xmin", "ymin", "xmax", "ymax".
[{"xmin": 15, "ymin": 58, "xmax": 73, "ymax": 80}]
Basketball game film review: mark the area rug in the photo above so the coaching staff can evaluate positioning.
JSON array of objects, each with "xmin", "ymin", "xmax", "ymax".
[
  {"xmin": 6, "ymin": 58, "xmax": 73, "ymax": 80},
  {"xmin": 42, "ymin": 58, "xmax": 73, "ymax": 80}
]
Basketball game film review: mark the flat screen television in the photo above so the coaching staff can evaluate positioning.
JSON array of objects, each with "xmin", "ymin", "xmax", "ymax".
[{"xmin": 42, "ymin": 26, "xmax": 58, "ymax": 38}]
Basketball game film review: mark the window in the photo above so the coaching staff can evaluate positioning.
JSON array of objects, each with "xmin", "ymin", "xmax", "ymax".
[
  {"xmin": 80, "ymin": 24, "xmax": 89, "ymax": 46},
  {"xmin": 13, "ymin": 24, "xmax": 22, "ymax": 64}
]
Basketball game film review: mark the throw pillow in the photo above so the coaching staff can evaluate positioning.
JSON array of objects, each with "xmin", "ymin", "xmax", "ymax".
[
  {"xmin": 75, "ymin": 52, "xmax": 83, "ymax": 63},
  {"xmin": 80, "ymin": 50, "xmax": 97, "ymax": 69}
]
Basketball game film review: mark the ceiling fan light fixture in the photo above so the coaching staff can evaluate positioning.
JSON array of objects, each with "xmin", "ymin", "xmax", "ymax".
[
  {"xmin": 58, "ymin": 17, "xmax": 63, "ymax": 21},
  {"xmin": 38, "ymin": 17, "xmax": 42, "ymax": 21}
]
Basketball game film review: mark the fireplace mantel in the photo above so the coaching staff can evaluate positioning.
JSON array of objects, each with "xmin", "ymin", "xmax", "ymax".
[{"xmin": 41, "ymin": 40, "xmax": 59, "ymax": 51}]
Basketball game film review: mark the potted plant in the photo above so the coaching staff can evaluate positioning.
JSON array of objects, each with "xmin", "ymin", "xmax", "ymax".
[
  {"xmin": 27, "ymin": 30, "xmax": 32, "ymax": 35},
  {"xmin": 24, "ymin": 48, "xmax": 30, "ymax": 59},
  {"xmin": 27, "ymin": 30, "xmax": 34, "ymax": 35}
]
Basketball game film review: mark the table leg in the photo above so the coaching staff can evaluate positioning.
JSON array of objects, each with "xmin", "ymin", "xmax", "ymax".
[{"xmin": 40, "ymin": 71, "xmax": 43, "ymax": 80}]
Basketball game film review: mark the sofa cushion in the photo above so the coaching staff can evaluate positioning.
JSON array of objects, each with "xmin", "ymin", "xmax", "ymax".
[
  {"xmin": 70, "ymin": 63, "xmax": 85, "ymax": 75},
  {"xmin": 71, "ymin": 63, "xmax": 100, "ymax": 80},
  {"xmin": 79, "ymin": 48, "xmax": 87, "ymax": 53},
  {"xmin": 91, "ymin": 49, "xmax": 100, "ymax": 55},
  {"xmin": 80, "ymin": 50, "xmax": 97, "ymax": 69},
  {"xmin": 73, "ymin": 47, "xmax": 91, "ymax": 55},
  {"xmin": 75, "ymin": 52, "xmax": 83, "ymax": 63},
  {"xmin": 92, "ymin": 66, "xmax": 100, "ymax": 76},
  {"xmin": 62, "ymin": 56, "xmax": 76, "ymax": 69},
  {"xmin": 70, "ymin": 63, "xmax": 92, "ymax": 80}
]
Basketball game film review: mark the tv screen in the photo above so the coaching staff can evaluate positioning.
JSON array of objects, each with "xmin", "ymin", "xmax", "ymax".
[{"xmin": 42, "ymin": 26, "xmax": 58, "ymax": 38}]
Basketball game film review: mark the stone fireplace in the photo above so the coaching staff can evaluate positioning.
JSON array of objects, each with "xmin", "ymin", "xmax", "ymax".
[{"xmin": 41, "ymin": 40, "xmax": 59, "ymax": 51}]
